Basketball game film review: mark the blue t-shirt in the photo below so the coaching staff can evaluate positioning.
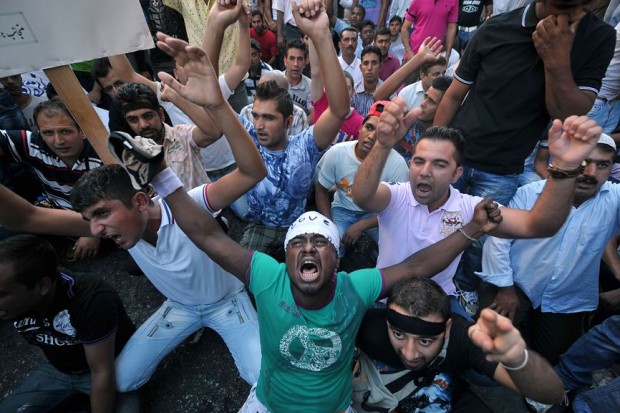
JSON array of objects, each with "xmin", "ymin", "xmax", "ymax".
[{"xmin": 239, "ymin": 115, "xmax": 324, "ymax": 227}]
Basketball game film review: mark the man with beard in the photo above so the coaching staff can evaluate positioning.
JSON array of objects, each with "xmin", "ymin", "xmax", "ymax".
[
  {"xmin": 354, "ymin": 277, "xmax": 564, "ymax": 412},
  {"xmin": 114, "ymin": 82, "xmax": 215, "ymax": 190},
  {"xmin": 478, "ymin": 134, "xmax": 620, "ymax": 365}
]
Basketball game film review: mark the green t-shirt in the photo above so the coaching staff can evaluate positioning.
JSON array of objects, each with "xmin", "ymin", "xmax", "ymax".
[{"xmin": 249, "ymin": 252, "xmax": 383, "ymax": 413}]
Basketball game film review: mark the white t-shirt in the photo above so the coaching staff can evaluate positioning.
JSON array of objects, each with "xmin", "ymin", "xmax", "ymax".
[
  {"xmin": 129, "ymin": 185, "xmax": 244, "ymax": 305},
  {"xmin": 398, "ymin": 81, "xmax": 425, "ymax": 110},
  {"xmin": 316, "ymin": 141, "xmax": 408, "ymax": 212}
]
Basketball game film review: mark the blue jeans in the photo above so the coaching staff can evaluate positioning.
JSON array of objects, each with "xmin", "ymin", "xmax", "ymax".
[
  {"xmin": 331, "ymin": 206, "xmax": 378, "ymax": 257},
  {"xmin": 587, "ymin": 98, "xmax": 620, "ymax": 134},
  {"xmin": 555, "ymin": 316, "xmax": 620, "ymax": 389},
  {"xmin": 0, "ymin": 362, "xmax": 140, "ymax": 413},
  {"xmin": 457, "ymin": 30, "xmax": 476, "ymax": 51},
  {"xmin": 453, "ymin": 167, "xmax": 520, "ymax": 292},
  {"xmin": 115, "ymin": 290, "xmax": 261, "ymax": 391},
  {"xmin": 555, "ymin": 316, "xmax": 620, "ymax": 412},
  {"xmin": 0, "ymin": 88, "xmax": 28, "ymax": 130}
]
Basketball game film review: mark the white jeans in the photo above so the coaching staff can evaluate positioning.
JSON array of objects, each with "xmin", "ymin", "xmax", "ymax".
[
  {"xmin": 239, "ymin": 384, "xmax": 357, "ymax": 413},
  {"xmin": 115, "ymin": 289, "xmax": 261, "ymax": 391}
]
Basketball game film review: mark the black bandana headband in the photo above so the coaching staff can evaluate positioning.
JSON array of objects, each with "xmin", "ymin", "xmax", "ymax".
[{"xmin": 387, "ymin": 309, "xmax": 446, "ymax": 336}]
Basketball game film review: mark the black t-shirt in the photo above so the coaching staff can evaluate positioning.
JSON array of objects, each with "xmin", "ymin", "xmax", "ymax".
[
  {"xmin": 458, "ymin": 0, "xmax": 492, "ymax": 28},
  {"xmin": 357, "ymin": 308, "xmax": 498, "ymax": 381},
  {"xmin": 13, "ymin": 273, "xmax": 135, "ymax": 374},
  {"xmin": 452, "ymin": 6, "xmax": 615, "ymax": 175}
]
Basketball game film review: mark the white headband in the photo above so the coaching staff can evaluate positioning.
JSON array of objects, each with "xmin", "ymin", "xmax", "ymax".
[{"xmin": 284, "ymin": 211, "xmax": 340, "ymax": 252}]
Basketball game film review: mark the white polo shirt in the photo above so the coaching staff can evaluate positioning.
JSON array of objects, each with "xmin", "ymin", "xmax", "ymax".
[{"xmin": 377, "ymin": 183, "xmax": 483, "ymax": 296}]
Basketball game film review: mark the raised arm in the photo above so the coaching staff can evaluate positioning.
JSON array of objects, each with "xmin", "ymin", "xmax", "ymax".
[
  {"xmin": 152, "ymin": 169, "xmax": 253, "ymax": 281},
  {"xmin": 470, "ymin": 309, "xmax": 565, "ymax": 404},
  {"xmin": 380, "ymin": 198, "xmax": 502, "ymax": 292},
  {"xmin": 159, "ymin": 83, "xmax": 222, "ymax": 147},
  {"xmin": 0, "ymin": 184, "xmax": 91, "ymax": 237},
  {"xmin": 533, "ymin": 14, "xmax": 601, "ymax": 119},
  {"xmin": 351, "ymin": 99, "xmax": 420, "ymax": 212},
  {"xmin": 293, "ymin": 0, "xmax": 349, "ymax": 150},
  {"xmin": 374, "ymin": 37, "xmax": 442, "ymax": 101},
  {"xmin": 224, "ymin": 6, "xmax": 252, "ymax": 92},
  {"xmin": 308, "ymin": 38, "xmax": 324, "ymax": 105},
  {"xmin": 433, "ymin": 78, "xmax": 469, "ymax": 126},
  {"xmin": 108, "ymin": 54, "xmax": 158, "ymax": 92},
  {"xmin": 204, "ymin": 0, "xmax": 245, "ymax": 77},
  {"xmin": 157, "ymin": 34, "xmax": 267, "ymax": 210},
  {"xmin": 491, "ymin": 116, "xmax": 601, "ymax": 238}
]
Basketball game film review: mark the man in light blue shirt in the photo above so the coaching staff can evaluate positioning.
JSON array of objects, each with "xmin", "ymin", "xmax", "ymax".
[{"xmin": 478, "ymin": 134, "xmax": 620, "ymax": 365}]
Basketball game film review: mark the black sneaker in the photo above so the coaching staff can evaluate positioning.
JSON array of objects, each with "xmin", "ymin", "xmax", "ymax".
[{"xmin": 108, "ymin": 131, "xmax": 164, "ymax": 190}]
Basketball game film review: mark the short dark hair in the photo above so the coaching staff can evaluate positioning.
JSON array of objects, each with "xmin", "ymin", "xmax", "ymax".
[
  {"xmin": 250, "ymin": 39, "xmax": 261, "ymax": 53},
  {"xmin": 251, "ymin": 9, "xmax": 264, "ymax": 19},
  {"xmin": 343, "ymin": 70, "xmax": 355, "ymax": 88},
  {"xmin": 387, "ymin": 277, "xmax": 451, "ymax": 322},
  {"xmin": 420, "ymin": 57, "xmax": 447, "ymax": 76},
  {"xmin": 255, "ymin": 80, "xmax": 294, "ymax": 120},
  {"xmin": 33, "ymin": 99, "xmax": 79, "ymax": 129},
  {"xmin": 389, "ymin": 15, "xmax": 403, "ymax": 25},
  {"xmin": 375, "ymin": 27, "xmax": 391, "ymax": 38},
  {"xmin": 352, "ymin": 4, "xmax": 366, "ymax": 18},
  {"xmin": 361, "ymin": 19, "xmax": 376, "ymax": 31},
  {"xmin": 285, "ymin": 38, "xmax": 308, "ymax": 57},
  {"xmin": 430, "ymin": 75, "xmax": 452, "ymax": 93},
  {"xmin": 0, "ymin": 235, "xmax": 58, "ymax": 289},
  {"xmin": 416, "ymin": 126, "xmax": 465, "ymax": 166},
  {"xmin": 361, "ymin": 45, "xmax": 381, "ymax": 61},
  {"xmin": 340, "ymin": 26, "xmax": 359, "ymax": 38},
  {"xmin": 115, "ymin": 82, "xmax": 161, "ymax": 115},
  {"xmin": 71, "ymin": 164, "xmax": 139, "ymax": 212},
  {"xmin": 92, "ymin": 57, "xmax": 113, "ymax": 81}
]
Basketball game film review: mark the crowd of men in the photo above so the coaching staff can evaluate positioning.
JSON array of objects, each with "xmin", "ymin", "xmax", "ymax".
[{"xmin": 1, "ymin": 0, "xmax": 620, "ymax": 411}]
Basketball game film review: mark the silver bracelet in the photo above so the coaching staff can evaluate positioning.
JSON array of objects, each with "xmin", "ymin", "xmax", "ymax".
[
  {"xmin": 457, "ymin": 227, "xmax": 479, "ymax": 242},
  {"xmin": 501, "ymin": 349, "xmax": 529, "ymax": 371}
]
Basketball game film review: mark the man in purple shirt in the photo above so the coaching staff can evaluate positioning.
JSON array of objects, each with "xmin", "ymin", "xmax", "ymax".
[{"xmin": 375, "ymin": 27, "xmax": 401, "ymax": 81}]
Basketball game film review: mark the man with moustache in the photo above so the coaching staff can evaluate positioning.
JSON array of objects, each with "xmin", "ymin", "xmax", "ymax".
[
  {"xmin": 114, "ymin": 82, "xmax": 216, "ymax": 190},
  {"xmin": 478, "ymin": 134, "xmax": 620, "ymax": 365},
  {"xmin": 338, "ymin": 27, "xmax": 363, "ymax": 85}
]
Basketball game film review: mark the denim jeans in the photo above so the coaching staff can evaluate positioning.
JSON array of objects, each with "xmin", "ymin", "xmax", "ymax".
[
  {"xmin": 331, "ymin": 206, "xmax": 378, "ymax": 257},
  {"xmin": 453, "ymin": 166, "xmax": 520, "ymax": 292},
  {"xmin": 115, "ymin": 290, "xmax": 261, "ymax": 391},
  {"xmin": 0, "ymin": 88, "xmax": 29, "ymax": 130},
  {"xmin": 0, "ymin": 362, "xmax": 140, "ymax": 413},
  {"xmin": 555, "ymin": 316, "xmax": 620, "ymax": 412},
  {"xmin": 555, "ymin": 316, "xmax": 620, "ymax": 390},
  {"xmin": 587, "ymin": 98, "xmax": 620, "ymax": 134}
]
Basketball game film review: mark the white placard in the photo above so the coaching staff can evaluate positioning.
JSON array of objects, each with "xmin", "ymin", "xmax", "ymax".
[{"xmin": 0, "ymin": 0, "xmax": 154, "ymax": 77}]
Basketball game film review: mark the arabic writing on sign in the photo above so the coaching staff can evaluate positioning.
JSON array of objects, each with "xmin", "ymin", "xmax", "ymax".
[{"xmin": 0, "ymin": 12, "xmax": 37, "ymax": 47}]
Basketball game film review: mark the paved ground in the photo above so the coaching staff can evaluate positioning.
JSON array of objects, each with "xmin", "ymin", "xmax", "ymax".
[{"xmin": 0, "ymin": 212, "xmax": 531, "ymax": 412}]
